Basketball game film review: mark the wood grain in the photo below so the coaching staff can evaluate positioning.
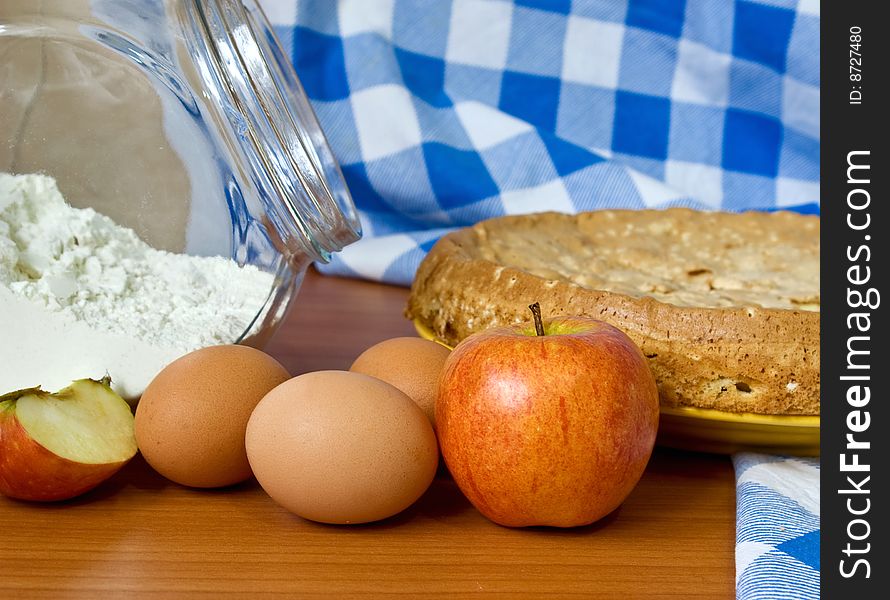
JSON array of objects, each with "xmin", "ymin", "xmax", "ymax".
[{"xmin": 0, "ymin": 269, "xmax": 736, "ymax": 598}]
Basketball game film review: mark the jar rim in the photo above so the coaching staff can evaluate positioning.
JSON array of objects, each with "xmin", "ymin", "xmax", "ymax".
[{"xmin": 183, "ymin": 0, "xmax": 361, "ymax": 263}]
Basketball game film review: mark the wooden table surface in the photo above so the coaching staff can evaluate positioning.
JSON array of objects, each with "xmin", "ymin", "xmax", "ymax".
[{"xmin": 0, "ymin": 269, "xmax": 736, "ymax": 598}]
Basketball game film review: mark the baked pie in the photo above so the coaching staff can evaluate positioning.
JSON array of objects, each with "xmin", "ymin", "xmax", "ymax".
[{"xmin": 406, "ymin": 209, "xmax": 819, "ymax": 415}]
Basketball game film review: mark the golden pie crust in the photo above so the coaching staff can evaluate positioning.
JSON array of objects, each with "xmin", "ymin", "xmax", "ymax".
[{"xmin": 406, "ymin": 209, "xmax": 820, "ymax": 415}]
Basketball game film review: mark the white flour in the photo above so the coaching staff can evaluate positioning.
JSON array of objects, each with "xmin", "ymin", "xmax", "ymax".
[{"xmin": 0, "ymin": 172, "xmax": 275, "ymax": 401}]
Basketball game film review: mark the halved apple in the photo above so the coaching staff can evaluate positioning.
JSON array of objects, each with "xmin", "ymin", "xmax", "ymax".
[{"xmin": 0, "ymin": 378, "xmax": 137, "ymax": 502}]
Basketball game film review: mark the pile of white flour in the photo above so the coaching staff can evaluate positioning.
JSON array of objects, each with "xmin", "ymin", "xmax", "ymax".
[{"xmin": 0, "ymin": 172, "xmax": 275, "ymax": 401}]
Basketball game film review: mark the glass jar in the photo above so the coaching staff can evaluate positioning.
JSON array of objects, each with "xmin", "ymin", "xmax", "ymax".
[{"xmin": 0, "ymin": 0, "xmax": 362, "ymax": 399}]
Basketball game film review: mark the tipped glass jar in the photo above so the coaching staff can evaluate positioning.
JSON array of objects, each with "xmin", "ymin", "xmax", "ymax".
[{"xmin": 0, "ymin": 0, "xmax": 362, "ymax": 401}]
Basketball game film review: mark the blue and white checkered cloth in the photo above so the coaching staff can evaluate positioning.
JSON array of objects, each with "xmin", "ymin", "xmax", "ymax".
[
  {"xmin": 734, "ymin": 454, "xmax": 820, "ymax": 598},
  {"xmin": 264, "ymin": 0, "xmax": 819, "ymax": 285},
  {"xmin": 261, "ymin": 2, "xmax": 820, "ymax": 597}
]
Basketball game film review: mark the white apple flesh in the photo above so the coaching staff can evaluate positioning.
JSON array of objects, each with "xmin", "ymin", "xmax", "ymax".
[{"xmin": 0, "ymin": 378, "xmax": 138, "ymax": 502}]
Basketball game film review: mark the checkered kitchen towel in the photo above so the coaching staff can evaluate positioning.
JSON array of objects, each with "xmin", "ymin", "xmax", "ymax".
[
  {"xmin": 263, "ymin": 0, "xmax": 819, "ymax": 285},
  {"xmin": 734, "ymin": 454, "xmax": 820, "ymax": 598},
  {"xmin": 261, "ymin": 2, "xmax": 820, "ymax": 598}
]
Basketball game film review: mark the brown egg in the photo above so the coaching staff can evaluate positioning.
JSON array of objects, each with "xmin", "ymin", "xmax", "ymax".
[
  {"xmin": 245, "ymin": 370, "xmax": 438, "ymax": 524},
  {"xmin": 349, "ymin": 337, "xmax": 450, "ymax": 427},
  {"xmin": 135, "ymin": 345, "xmax": 290, "ymax": 488}
]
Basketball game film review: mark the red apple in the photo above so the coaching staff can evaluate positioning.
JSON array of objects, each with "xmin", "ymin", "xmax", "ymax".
[
  {"xmin": 0, "ymin": 378, "xmax": 138, "ymax": 502},
  {"xmin": 436, "ymin": 304, "xmax": 660, "ymax": 528}
]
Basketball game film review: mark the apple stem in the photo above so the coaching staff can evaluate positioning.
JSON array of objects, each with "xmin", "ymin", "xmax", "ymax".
[{"xmin": 529, "ymin": 302, "xmax": 545, "ymax": 336}]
